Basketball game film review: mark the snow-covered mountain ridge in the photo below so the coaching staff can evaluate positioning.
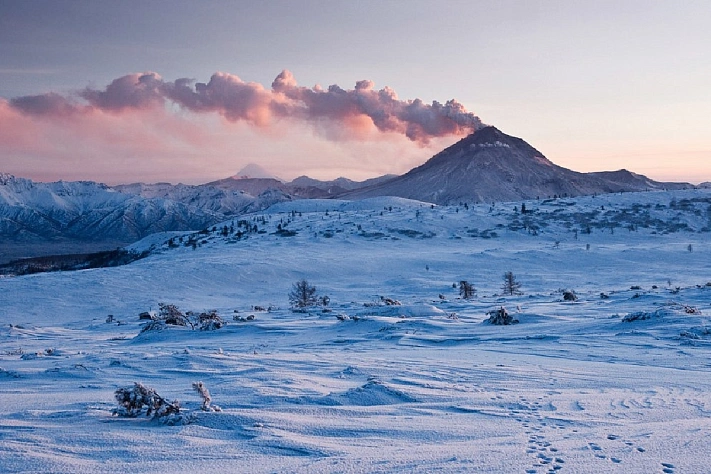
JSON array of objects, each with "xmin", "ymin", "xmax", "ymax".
[{"xmin": 0, "ymin": 175, "xmax": 292, "ymax": 262}]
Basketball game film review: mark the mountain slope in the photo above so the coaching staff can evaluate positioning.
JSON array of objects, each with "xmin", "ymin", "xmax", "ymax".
[{"xmin": 0, "ymin": 174, "xmax": 221, "ymax": 244}]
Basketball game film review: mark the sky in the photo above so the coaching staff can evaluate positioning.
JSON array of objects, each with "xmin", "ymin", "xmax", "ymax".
[{"xmin": 1, "ymin": 0, "xmax": 709, "ymax": 185}]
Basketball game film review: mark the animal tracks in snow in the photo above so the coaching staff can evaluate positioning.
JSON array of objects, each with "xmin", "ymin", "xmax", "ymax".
[{"xmin": 505, "ymin": 390, "xmax": 676, "ymax": 474}]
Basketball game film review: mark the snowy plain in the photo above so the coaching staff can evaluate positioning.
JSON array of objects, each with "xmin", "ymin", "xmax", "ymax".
[{"xmin": 1, "ymin": 189, "xmax": 710, "ymax": 473}]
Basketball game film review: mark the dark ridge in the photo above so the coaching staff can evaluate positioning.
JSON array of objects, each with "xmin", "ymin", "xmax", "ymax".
[{"xmin": 0, "ymin": 248, "xmax": 149, "ymax": 276}]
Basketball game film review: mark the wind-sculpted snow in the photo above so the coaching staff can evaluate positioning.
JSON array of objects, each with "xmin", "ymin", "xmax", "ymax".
[{"xmin": 1, "ymin": 188, "xmax": 711, "ymax": 472}]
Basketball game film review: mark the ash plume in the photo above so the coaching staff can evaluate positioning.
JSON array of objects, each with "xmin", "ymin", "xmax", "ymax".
[{"xmin": 8, "ymin": 70, "xmax": 484, "ymax": 143}]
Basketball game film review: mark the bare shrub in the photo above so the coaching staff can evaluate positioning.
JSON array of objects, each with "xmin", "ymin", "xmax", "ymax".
[{"xmin": 192, "ymin": 381, "xmax": 221, "ymax": 412}]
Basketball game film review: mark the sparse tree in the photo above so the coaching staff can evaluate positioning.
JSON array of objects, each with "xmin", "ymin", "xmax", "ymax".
[
  {"xmin": 289, "ymin": 279, "xmax": 318, "ymax": 309},
  {"xmin": 502, "ymin": 271, "xmax": 522, "ymax": 296},
  {"xmin": 459, "ymin": 280, "xmax": 475, "ymax": 299}
]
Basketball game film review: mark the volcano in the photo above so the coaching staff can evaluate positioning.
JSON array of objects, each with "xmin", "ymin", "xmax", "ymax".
[{"xmin": 343, "ymin": 126, "xmax": 688, "ymax": 204}]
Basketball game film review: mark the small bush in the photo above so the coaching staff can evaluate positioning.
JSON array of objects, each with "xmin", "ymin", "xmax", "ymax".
[
  {"xmin": 486, "ymin": 307, "xmax": 518, "ymax": 325},
  {"xmin": 197, "ymin": 310, "xmax": 225, "ymax": 331},
  {"xmin": 622, "ymin": 311, "xmax": 652, "ymax": 322},
  {"xmin": 380, "ymin": 296, "xmax": 401, "ymax": 306},
  {"xmin": 113, "ymin": 382, "xmax": 180, "ymax": 419},
  {"xmin": 562, "ymin": 290, "xmax": 577, "ymax": 301},
  {"xmin": 158, "ymin": 303, "xmax": 192, "ymax": 328}
]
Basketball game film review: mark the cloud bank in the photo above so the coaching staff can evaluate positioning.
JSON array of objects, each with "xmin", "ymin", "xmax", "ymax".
[{"xmin": 8, "ymin": 70, "xmax": 483, "ymax": 144}]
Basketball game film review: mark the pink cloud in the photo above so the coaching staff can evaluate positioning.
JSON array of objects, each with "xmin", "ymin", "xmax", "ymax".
[
  {"xmin": 7, "ymin": 70, "xmax": 483, "ymax": 143},
  {"xmin": 80, "ymin": 72, "xmax": 165, "ymax": 111},
  {"xmin": 270, "ymin": 70, "xmax": 482, "ymax": 144},
  {"xmin": 166, "ymin": 72, "xmax": 276, "ymax": 127},
  {"xmin": 9, "ymin": 92, "xmax": 83, "ymax": 116}
]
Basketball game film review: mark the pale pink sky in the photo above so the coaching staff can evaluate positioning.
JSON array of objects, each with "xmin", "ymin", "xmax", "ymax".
[{"xmin": 1, "ymin": 1, "xmax": 709, "ymax": 185}]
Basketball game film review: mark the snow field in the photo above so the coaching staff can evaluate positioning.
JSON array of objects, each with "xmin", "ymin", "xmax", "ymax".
[{"xmin": 1, "ymin": 188, "xmax": 711, "ymax": 473}]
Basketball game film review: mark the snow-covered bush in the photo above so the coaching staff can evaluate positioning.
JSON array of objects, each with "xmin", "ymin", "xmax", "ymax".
[
  {"xmin": 623, "ymin": 304, "xmax": 702, "ymax": 322},
  {"xmin": 563, "ymin": 290, "xmax": 577, "ymax": 301},
  {"xmin": 158, "ymin": 303, "xmax": 192, "ymax": 327},
  {"xmin": 113, "ymin": 382, "xmax": 181, "ymax": 419},
  {"xmin": 486, "ymin": 306, "xmax": 518, "ymax": 325},
  {"xmin": 197, "ymin": 310, "xmax": 225, "ymax": 331},
  {"xmin": 233, "ymin": 314, "xmax": 255, "ymax": 322},
  {"xmin": 380, "ymin": 296, "xmax": 401, "ymax": 306},
  {"xmin": 622, "ymin": 311, "xmax": 652, "ymax": 322},
  {"xmin": 140, "ymin": 305, "xmax": 227, "ymax": 332}
]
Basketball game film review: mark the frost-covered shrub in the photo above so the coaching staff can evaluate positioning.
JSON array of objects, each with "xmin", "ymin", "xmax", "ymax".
[
  {"xmin": 233, "ymin": 314, "xmax": 255, "ymax": 322},
  {"xmin": 624, "ymin": 303, "xmax": 702, "ymax": 322},
  {"xmin": 622, "ymin": 311, "xmax": 652, "ymax": 322},
  {"xmin": 193, "ymin": 381, "xmax": 221, "ymax": 412},
  {"xmin": 158, "ymin": 303, "xmax": 191, "ymax": 327},
  {"xmin": 362, "ymin": 296, "xmax": 401, "ymax": 307},
  {"xmin": 140, "ymin": 305, "xmax": 228, "ymax": 332},
  {"xmin": 197, "ymin": 310, "xmax": 225, "ymax": 331},
  {"xmin": 563, "ymin": 290, "xmax": 577, "ymax": 301},
  {"xmin": 380, "ymin": 296, "xmax": 401, "ymax": 306},
  {"xmin": 113, "ymin": 382, "xmax": 180, "ymax": 419},
  {"xmin": 486, "ymin": 306, "xmax": 518, "ymax": 325}
]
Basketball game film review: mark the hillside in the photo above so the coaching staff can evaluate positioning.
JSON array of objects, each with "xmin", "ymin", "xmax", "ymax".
[{"xmin": 0, "ymin": 174, "xmax": 288, "ymax": 263}]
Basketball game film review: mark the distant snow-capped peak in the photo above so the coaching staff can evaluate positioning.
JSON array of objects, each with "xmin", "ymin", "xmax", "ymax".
[{"xmin": 233, "ymin": 163, "xmax": 283, "ymax": 181}]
